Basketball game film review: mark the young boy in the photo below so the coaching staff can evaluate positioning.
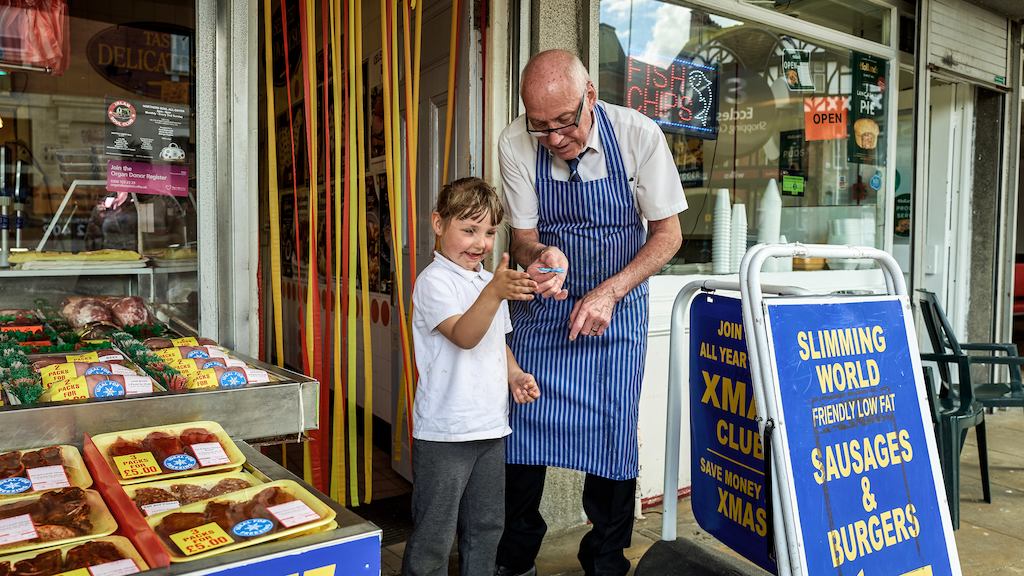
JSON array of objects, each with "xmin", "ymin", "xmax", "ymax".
[{"xmin": 403, "ymin": 177, "xmax": 541, "ymax": 576}]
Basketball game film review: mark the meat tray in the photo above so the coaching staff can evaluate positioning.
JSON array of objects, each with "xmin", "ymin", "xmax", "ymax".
[
  {"xmin": 145, "ymin": 479, "xmax": 336, "ymax": 563},
  {"xmin": 0, "ymin": 445, "xmax": 93, "ymax": 499},
  {"xmin": 122, "ymin": 471, "xmax": 263, "ymax": 517},
  {"xmin": 90, "ymin": 422, "xmax": 245, "ymax": 485},
  {"xmin": 0, "ymin": 488, "xmax": 117, "ymax": 556},
  {"xmin": 0, "ymin": 535, "xmax": 149, "ymax": 576}
]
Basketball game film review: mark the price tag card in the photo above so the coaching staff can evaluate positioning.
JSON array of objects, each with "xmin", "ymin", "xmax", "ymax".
[
  {"xmin": 190, "ymin": 442, "xmax": 229, "ymax": 467},
  {"xmin": 170, "ymin": 522, "xmax": 235, "ymax": 556},
  {"xmin": 97, "ymin": 353, "xmax": 124, "ymax": 362},
  {"xmin": 49, "ymin": 377, "xmax": 90, "ymax": 401},
  {"xmin": 141, "ymin": 500, "xmax": 181, "ymax": 516},
  {"xmin": 171, "ymin": 337, "xmax": 199, "ymax": 346},
  {"xmin": 113, "ymin": 452, "xmax": 162, "ymax": 480},
  {"xmin": 268, "ymin": 500, "xmax": 320, "ymax": 528},
  {"xmin": 0, "ymin": 513, "xmax": 37, "ymax": 545},
  {"xmin": 87, "ymin": 559, "xmax": 140, "ymax": 576},
  {"xmin": 26, "ymin": 465, "xmax": 71, "ymax": 491},
  {"xmin": 124, "ymin": 375, "xmax": 154, "ymax": 395},
  {"xmin": 242, "ymin": 369, "xmax": 270, "ymax": 384},
  {"xmin": 111, "ymin": 365, "xmax": 137, "ymax": 376}
]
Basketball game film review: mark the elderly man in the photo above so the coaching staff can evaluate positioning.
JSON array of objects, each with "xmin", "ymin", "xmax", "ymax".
[{"xmin": 495, "ymin": 50, "xmax": 686, "ymax": 576}]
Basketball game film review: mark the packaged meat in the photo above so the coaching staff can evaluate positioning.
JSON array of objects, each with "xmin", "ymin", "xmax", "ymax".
[
  {"xmin": 122, "ymin": 471, "xmax": 262, "ymax": 516},
  {"xmin": 0, "ymin": 446, "xmax": 92, "ymax": 499},
  {"xmin": 109, "ymin": 298, "xmax": 149, "ymax": 328},
  {"xmin": 30, "ymin": 351, "xmax": 125, "ymax": 371},
  {"xmin": 90, "ymin": 422, "xmax": 245, "ymax": 485},
  {"xmin": 143, "ymin": 337, "xmax": 218, "ymax": 350},
  {"xmin": 39, "ymin": 374, "xmax": 156, "ymax": 402},
  {"xmin": 146, "ymin": 480, "xmax": 334, "ymax": 562},
  {"xmin": 183, "ymin": 367, "xmax": 270, "ymax": 390},
  {"xmin": 37, "ymin": 363, "xmax": 136, "ymax": 388},
  {"xmin": 151, "ymin": 347, "xmax": 227, "ymax": 363},
  {"xmin": 0, "ymin": 536, "xmax": 147, "ymax": 576},
  {"xmin": 60, "ymin": 297, "xmax": 154, "ymax": 330},
  {"xmin": 169, "ymin": 358, "xmax": 247, "ymax": 375},
  {"xmin": 0, "ymin": 489, "xmax": 116, "ymax": 555}
]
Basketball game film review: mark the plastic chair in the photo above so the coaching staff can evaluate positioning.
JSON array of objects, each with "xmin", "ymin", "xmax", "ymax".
[
  {"xmin": 918, "ymin": 289, "xmax": 1024, "ymax": 410},
  {"xmin": 919, "ymin": 364, "xmax": 990, "ymax": 529}
]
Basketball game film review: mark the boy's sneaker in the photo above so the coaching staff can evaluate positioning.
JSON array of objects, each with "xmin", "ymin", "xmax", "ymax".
[{"xmin": 494, "ymin": 566, "xmax": 537, "ymax": 576}]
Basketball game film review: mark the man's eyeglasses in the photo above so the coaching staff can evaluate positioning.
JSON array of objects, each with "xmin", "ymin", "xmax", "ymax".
[{"xmin": 526, "ymin": 92, "xmax": 585, "ymax": 136}]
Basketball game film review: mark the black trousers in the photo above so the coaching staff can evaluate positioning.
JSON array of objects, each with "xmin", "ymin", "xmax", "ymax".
[{"xmin": 496, "ymin": 463, "xmax": 636, "ymax": 576}]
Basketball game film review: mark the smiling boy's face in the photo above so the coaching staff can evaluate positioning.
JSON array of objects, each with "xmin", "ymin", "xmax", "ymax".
[{"xmin": 433, "ymin": 210, "xmax": 497, "ymax": 271}]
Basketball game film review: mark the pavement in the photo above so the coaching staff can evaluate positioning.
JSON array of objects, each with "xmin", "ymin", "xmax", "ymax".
[{"xmin": 381, "ymin": 409, "xmax": 1024, "ymax": 575}]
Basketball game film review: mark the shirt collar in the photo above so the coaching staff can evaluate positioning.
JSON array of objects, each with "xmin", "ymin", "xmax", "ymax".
[{"xmin": 433, "ymin": 251, "xmax": 486, "ymax": 281}]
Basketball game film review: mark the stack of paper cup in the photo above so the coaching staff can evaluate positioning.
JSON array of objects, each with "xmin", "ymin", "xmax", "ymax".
[
  {"xmin": 712, "ymin": 189, "xmax": 732, "ymax": 275},
  {"xmin": 757, "ymin": 179, "xmax": 783, "ymax": 272},
  {"xmin": 731, "ymin": 204, "xmax": 747, "ymax": 273}
]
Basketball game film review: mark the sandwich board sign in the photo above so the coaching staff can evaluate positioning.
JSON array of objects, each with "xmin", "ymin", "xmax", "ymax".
[
  {"xmin": 760, "ymin": 295, "xmax": 960, "ymax": 575},
  {"xmin": 689, "ymin": 293, "xmax": 777, "ymax": 573}
]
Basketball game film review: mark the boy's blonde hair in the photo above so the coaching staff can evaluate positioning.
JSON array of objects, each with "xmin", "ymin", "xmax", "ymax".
[{"xmin": 436, "ymin": 177, "xmax": 505, "ymax": 226}]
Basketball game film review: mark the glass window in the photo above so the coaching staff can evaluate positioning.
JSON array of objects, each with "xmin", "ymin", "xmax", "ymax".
[
  {"xmin": 599, "ymin": 1, "xmax": 890, "ymax": 274},
  {"xmin": 0, "ymin": 1, "xmax": 197, "ymax": 323},
  {"xmin": 742, "ymin": 0, "xmax": 891, "ymax": 45}
]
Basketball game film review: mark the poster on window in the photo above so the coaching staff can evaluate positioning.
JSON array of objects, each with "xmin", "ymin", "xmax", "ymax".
[
  {"xmin": 779, "ymin": 130, "xmax": 806, "ymax": 197},
  {"xmin": 848, "ymin": 52, "xmax": 887, "ymax": 165},
  {"xmin": 104, "ymin": 97, "xmax": 189, "ymax": 196},
  {"xmin": 783, "ymin": 49, "xmax": 814, "ymax": 92}
]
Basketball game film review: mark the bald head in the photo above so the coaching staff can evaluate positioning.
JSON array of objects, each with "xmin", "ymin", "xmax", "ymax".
[{"xmin": 520, "ymin": 49, "xmax": 590, "ymax": 106}]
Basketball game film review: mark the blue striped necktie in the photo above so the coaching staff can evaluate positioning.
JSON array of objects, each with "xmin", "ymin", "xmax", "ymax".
[{"xmin": 567, "ymin": 151, "xmax": 586, "ymax": 182}]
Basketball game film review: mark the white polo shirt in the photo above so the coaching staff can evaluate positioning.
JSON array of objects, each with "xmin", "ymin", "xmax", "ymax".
[
  {"xmin": 498, "ymin": 100, "xmax": 688, "ymax": 229},
  {"xmin": 411, "ymin": 252, "xmax": 513, "ymax": 442}
]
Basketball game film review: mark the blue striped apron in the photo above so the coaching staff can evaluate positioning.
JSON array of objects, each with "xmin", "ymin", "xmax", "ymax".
[{"xmin": 507, "ymin": 104, "xmax": 649, "ymax": 481}]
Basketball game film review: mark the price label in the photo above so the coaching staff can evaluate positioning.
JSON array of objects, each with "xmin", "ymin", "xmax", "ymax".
[
  {"xmin": 49, "ymin": 377, "xmax": 90, "ymax": 401},
  {"xmin": 141, "ymin": 500, "xmax": 181, "ymax": 516},
  {"xmin": 187, "ymin": 369, "xmax": 220, "ymax": 390},
  {"xmin": 66, "ymin": 352, "xmax": 99, "ymax": 362},
  {"xmin": 40, "ymin": 363, "xmax": 76, "ymax": 387},
  {"xmin": 87, "ymin": 559, "xmax": 140, "ymax": 576},
  {"xmin": 154, "ymin": 348, "xmax": 182, "ymax": 362},
  {"xmin": 111, "ymin": 364, "xmax": 137, "ymax": 376},
  {"xmin": 97, "ymin": 353, "xmax": 125, "ymax": 362},
  {"xmin": 268, "ymin": 500, "xmax": 321, "ymax": 528},
  {"xmin": 0, "ymin": 513, "xmax": 37, "ymax": 545},
  {"xmin": 113, "ymin": 452, "xmax": 162, "ymax": 480},
  {"xmin": 243, "ymin": 369, "xmax": 269, "ymax": 384},
  {"xmin": 170, "ymin": 522, "xmax": 235, "ymax": 556},
  {"xmin": 124, "ymin": 375, "xmax": 154, "ymax": 395},
  {"xmin": 26, "ymin": 465, "xmax": 70, "ymax": 491},
  {"xmin": 171, "ymin": 337, "xmax": 199, "ymax": 346},
  {"xmin": 190, "ymin": 442, "xmax": 230, "ymax": 467}
]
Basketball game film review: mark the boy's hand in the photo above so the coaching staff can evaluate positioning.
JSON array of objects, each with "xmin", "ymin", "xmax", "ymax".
[
  {"xmin": 488, "ymin": 253, "xmax": 537, "ymax": 301},
  {"xmin": 509, "ymin": 371, "xmax": 540, "ymax": 404}
]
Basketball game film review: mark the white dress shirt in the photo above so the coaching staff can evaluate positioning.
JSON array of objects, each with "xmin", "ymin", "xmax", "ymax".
[{"xmin": 498, "ymin": 100, "xmax": 688, "ymax": 229}]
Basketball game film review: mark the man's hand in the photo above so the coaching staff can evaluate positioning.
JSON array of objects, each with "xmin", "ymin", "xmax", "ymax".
[
  {"xmin": 509, "ymin": 370, "xmax": 540, "ymax": 404},
  {"xmin": 486, "ymin": 253, "xmax": 537, "ymax": 302},
  {"xmin": 568, "ymin": 285, "xmax": 616, "ymax": 340},
  {"xmin": 526, "ymin": 246, "xmax": 569, "ymax": 300}
]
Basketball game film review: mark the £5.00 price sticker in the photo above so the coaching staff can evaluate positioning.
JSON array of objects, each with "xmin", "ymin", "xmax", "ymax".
[
  {"xmin": 113, "ymin": 452, "xmax": 162, "ymax": 480},
  {"xmin": 170, "ymin": 522, "xmax": 235, "ymax": 556}
]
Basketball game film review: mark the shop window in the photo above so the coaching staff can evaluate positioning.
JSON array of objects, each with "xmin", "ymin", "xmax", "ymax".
[
  {"xmin": 741, "ymin": 0, "xmax": 891, "ymax": 45},
  {"xmin": 0, "ymin": 1, "xmax": 197, "ymax": 322},
  {"xmin": 599, "ymin": 1, "xmax": 889, "ymax": 273}
]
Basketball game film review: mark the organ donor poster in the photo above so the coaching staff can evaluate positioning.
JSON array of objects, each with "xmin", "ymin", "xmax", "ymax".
[
  {"xmin": 690, "ymin": 294, "xmax": 776, "ymax": 573},
  {"xmin": 763, "ymin": 296, "xmax": 960, "ymax": 575}
]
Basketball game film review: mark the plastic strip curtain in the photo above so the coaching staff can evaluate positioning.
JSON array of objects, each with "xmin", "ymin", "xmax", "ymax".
[
  {"xmin": 344, "ymin": 0, "xmax": 361, "ymax": 506},
  {"xmin": 329, "ymin": 0, "xmax": 347, "ymax": 505},
  {"xmin": 262, "ymin": 0, "xmax": 285, "ymax": 370},
  {"xmin": 320, "ymin": 0, "xmax": 336, "ymax": 502},
  {"xmin": 441, "ymin": 0, "xmax": 460, "ymax": 184},
  {"xmin": 382, "ymin": 0, "xmax": 417, "ymax": 458},
  {"xmin": 299, "ymin": 0, "xmax": 326, "ymax": 491}
]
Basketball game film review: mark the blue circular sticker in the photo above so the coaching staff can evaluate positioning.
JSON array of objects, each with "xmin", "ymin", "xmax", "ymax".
[
  {"xmin": 186, "ymin": 349, "xmax": 211, "ymax": 359},
  {"xmin": 163, "ymin": 454, "xmax": 198, "ymax": 471},
  {"xmin": 869, "ymin": 171, "xmax": 882, "ymax": 191},
  {"xmin": 232, "ymin": 518, "xmax": 274, "ymax": 537},
  {"xmin": 219, "ymin": 370, "xmax": 247, "ymax": 389},
  {"xmin": 84, "ymin": 366, "xmax": 113, "ymax": 375},
  {"xmin": 93, "ymin": 380, "xmax": 125, "ymax": 397},
  {"xmin": 0, "ymin": 477, "xmax": 32, "ymax": 495},
  {"xmin": 201, "ymin": 359, "xmax": 226, "ymax": 369}
]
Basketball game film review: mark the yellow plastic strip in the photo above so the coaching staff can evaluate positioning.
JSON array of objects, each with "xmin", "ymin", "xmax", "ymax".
[
  {"xmin": 346, "ymin": 0, "xmax": 361, "ymax": 507},
  {"xmin": 354, "ymin": 0, "xmax": 373, "ymax": 504},
  {"xmin": 262, "ymin": 0, "xmax": 284, "ymax": 369},
  {"xmin": 442, "ymin": 0, "xmax": 460, "ymax": 183},
  {"xmin": 329, "ymin": 0, "xmax": 346, "ymax": 506}
]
